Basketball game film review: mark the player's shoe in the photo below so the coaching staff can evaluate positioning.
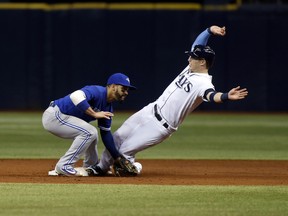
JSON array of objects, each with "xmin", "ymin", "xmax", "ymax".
[
  {"xmin": 49, "ymin": 166, "xmax": 88, "ymax": 176},
  {"xmin": 86, "ymin": 165, "xmax": 106, "ymax": 176}
]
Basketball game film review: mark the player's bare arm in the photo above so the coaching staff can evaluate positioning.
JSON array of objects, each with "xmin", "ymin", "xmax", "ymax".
[
  {"xmin": 206, "ymin": 86, "xmax": 248, "ymax": 103},
  {"xmin": 70, "ymin": 90, "xmax": 114, "ymax": 119},
  {"xmin": 85, "ymin": 107, "xmax": 114, "ymax": 120}
]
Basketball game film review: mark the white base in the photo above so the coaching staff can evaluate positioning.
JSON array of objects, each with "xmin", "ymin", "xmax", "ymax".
[{"xmin": 48, "ymin": 170, "xmax": 59, "ymax": 176}]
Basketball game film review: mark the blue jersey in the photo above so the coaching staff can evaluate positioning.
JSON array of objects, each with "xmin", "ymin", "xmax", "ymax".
[{"xmin": 54, "ymin": 85, "xmax": 113, "ymax": 130}]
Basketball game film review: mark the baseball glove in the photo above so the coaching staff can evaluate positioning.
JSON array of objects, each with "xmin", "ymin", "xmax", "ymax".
[{"xmin": 113, "ymin": 155, "xmax": 138, "ymax": 177}]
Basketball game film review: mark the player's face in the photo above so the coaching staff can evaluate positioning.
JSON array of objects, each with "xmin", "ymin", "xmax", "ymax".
[
  {"xmin": 114, "ymin": 85, "xmax": 129, "ymax": 101},
  {"xmin": 188, "ymin": 56, "xmax": 205, "ymax": 71},
  {"xmin": 188, "ymin": 56, "xmax": 199, "ymax": 70}
]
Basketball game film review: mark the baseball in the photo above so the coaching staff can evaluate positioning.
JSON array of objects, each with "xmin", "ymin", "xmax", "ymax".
[{"xmin": 133, "ymin": 162, "xmax": 142, "ymax": 174}]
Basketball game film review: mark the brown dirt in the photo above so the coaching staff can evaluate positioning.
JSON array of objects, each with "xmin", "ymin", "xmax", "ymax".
[{"xmin": 0, "ymin": 159, "xmax": 287, "ymax": 185}]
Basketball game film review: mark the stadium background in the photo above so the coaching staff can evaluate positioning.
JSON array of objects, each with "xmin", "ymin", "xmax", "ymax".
[{"xmin": 0, "ymin": 0, "xmax": 287, "ymax": 112}]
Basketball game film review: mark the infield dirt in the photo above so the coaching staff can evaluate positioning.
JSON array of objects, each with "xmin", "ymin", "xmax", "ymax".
[{"xmin": 0, "ymin": 159, "xmax": 287, "ymax": 185}]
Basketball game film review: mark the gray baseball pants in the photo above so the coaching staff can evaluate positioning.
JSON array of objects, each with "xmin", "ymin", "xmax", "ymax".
[{"xmin": 42, "ymin": 105, "xmax": 98, "ymax": 176}]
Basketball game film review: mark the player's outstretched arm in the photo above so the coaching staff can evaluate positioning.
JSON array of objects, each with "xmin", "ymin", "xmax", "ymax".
[{"xmin": 205, "ymin": 86, "xmax": 248, "ymax": 103}]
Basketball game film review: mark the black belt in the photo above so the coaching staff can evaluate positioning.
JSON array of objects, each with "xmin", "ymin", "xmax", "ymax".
[
  {"xmin": 154, "ymin": 104, "xmax": 168, "ymax": 129},
  {"xmin": 49, "ymin": 101, "xmax": 55, "ymax": 107}
]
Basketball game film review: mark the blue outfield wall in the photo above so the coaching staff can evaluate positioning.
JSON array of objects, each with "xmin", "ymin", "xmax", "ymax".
[{"xmin": 0, "ymin": 4, "xmax": 287, "ymax": 111}]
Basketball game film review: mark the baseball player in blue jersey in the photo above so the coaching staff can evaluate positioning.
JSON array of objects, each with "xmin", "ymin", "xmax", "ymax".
[
  {"xmin": 87, "ymin": 25, "xmax": 248, "ymax": 176},
  {"xmin": 42, "ymin": 73, "xmax": 137, "ymax": 176}
]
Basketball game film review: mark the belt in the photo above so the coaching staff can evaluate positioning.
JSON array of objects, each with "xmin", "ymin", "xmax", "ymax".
[
  {"xmin": 49, "ymin": 101, "xmax": 55, "ymax": 107},
  {"xmin": 154, "ymin": 104, "xmax": 168, "ymax": 129}
]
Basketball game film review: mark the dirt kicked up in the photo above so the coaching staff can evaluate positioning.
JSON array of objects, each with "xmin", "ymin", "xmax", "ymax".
[{"xmin": 0, "ymin": 159, "xmax": 287, "ymax": 185}]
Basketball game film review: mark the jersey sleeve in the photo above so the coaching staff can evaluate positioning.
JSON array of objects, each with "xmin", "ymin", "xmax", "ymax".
[
  {"xmin": 199, "ymin": 80, "xmax": 215, "ymax": 102},
  {"xmin": 191, "ymin": 28, "xmax": 212, "ymax": 50},
  {"xmin": 98, "ymin": 118, "xmax": 112, "ymax": 131},
  {"xmin": 81, "ymin": 86, "xmax": 97, "ymax": 102},
  {"xmin": 97, "ymin": 104, "xmax": 113, "ymax": 131}
]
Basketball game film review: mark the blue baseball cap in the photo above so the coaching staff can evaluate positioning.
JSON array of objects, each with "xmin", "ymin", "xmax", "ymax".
[{"xmin": 107, "ymin": 73, "xmax": 136, "ymax": 90}]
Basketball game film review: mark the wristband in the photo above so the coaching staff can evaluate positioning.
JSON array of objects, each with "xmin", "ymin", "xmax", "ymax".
[
  {"xmin": 209, "ymin": 92, "xmax": 216, "ymax": 102},
  {"xmin": 207, "ymin": 27, "xmax": 213, "ymax": 35},
  {"xmin": 220, "ymin": 93, "xmax": 229, "ymax": 102}
]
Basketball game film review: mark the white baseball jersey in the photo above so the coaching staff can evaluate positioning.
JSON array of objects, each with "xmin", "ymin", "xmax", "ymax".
[{"xmin": 157, "ymin": 65, "xmax": 214, "ymax": 129}]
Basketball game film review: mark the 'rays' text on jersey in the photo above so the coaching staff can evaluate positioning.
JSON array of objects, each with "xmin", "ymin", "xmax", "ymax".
[{"xmin": 175, "ymin": 73, "xmax": 193, "ymax": 92}]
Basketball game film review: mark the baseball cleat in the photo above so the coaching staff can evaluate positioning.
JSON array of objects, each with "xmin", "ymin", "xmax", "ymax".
[
  {"xmin": 86, "ymin": 165, "xmax": 106, "ymax": 176},
  {"xmin": 48, "ymin": 167, "xmax": 88, "ymax": 177}
]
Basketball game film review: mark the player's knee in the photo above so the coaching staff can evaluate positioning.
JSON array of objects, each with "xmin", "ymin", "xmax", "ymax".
[
  {"xmin": 86, "ymin": 127, "xmax": 98, "ymax": 141},
  {"xmin": 78, "ymin": 125, "xmax": 98, "ymax": 142}
]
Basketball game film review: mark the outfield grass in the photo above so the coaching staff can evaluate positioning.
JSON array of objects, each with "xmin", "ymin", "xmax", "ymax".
[
  {"xmin": 0, "ymin": 184, "xmax": 287, "ymax": 216},
  {"xmin": 0, "ymin": 112, "xmax": 287, "ymax": 216},
  {"xmin": 0, "ymin": 112, "xmax": 287, "ymax": 160}
]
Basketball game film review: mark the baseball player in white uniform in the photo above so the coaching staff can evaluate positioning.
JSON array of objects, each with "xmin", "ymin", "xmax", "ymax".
[
  {"xmin": 42, "ymin": 73, "xmax": 137, "ymax": 176},
  {"xmin": 87, "ymin": 25, "xmax": 248, "ymax": 176}
]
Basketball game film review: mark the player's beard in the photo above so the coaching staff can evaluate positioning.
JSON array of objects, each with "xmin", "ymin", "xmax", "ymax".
[{"xmin": 115, "ymin": 91, "xmax": 127, "ymax": 102}]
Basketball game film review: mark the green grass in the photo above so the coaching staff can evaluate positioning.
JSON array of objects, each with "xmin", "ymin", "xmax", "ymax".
[
  {"xmin": 0, "ymin": 112, "xmax": 287, "ymax": 160},
  {"xmin": 143, "ymin": 113, "xmax": 288, "ymax": 160},
  {"xmin": 0, "ymin": 112, "xmax": 288, "ymax": 216},
  {"xmin": 0, "ymin": 184, "xmax": 287, "ymax": 216}
]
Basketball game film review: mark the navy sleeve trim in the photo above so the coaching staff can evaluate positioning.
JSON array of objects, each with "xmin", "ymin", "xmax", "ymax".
[
  {"xmin": 204, "ymin": 88, "xmax": 215, "ymax": 101},
  {"xmin": 207, "ymin": 27, "xmax": 213, "ymax": 35}
]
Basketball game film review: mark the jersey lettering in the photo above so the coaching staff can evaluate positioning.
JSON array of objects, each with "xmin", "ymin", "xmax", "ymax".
[{"xmin": 175, "ymin": 73, "xmax": 193, "ymax": 92}]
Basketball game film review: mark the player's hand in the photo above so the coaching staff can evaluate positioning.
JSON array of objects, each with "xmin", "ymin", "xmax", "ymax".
[
  {"xmin": 85, "ymin": 107, "xmax": 114, "ymax": 119},
  {"xmin": 228, "ymin": 86, "xmax": 248, "ymax": 100},
  {"xmin": 94, "ymin": 111, "xmax": 114, "ymax": 119},
  {"xmin": 210, "ymin": 26, "xmax": 226, "ymax": 36}
]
